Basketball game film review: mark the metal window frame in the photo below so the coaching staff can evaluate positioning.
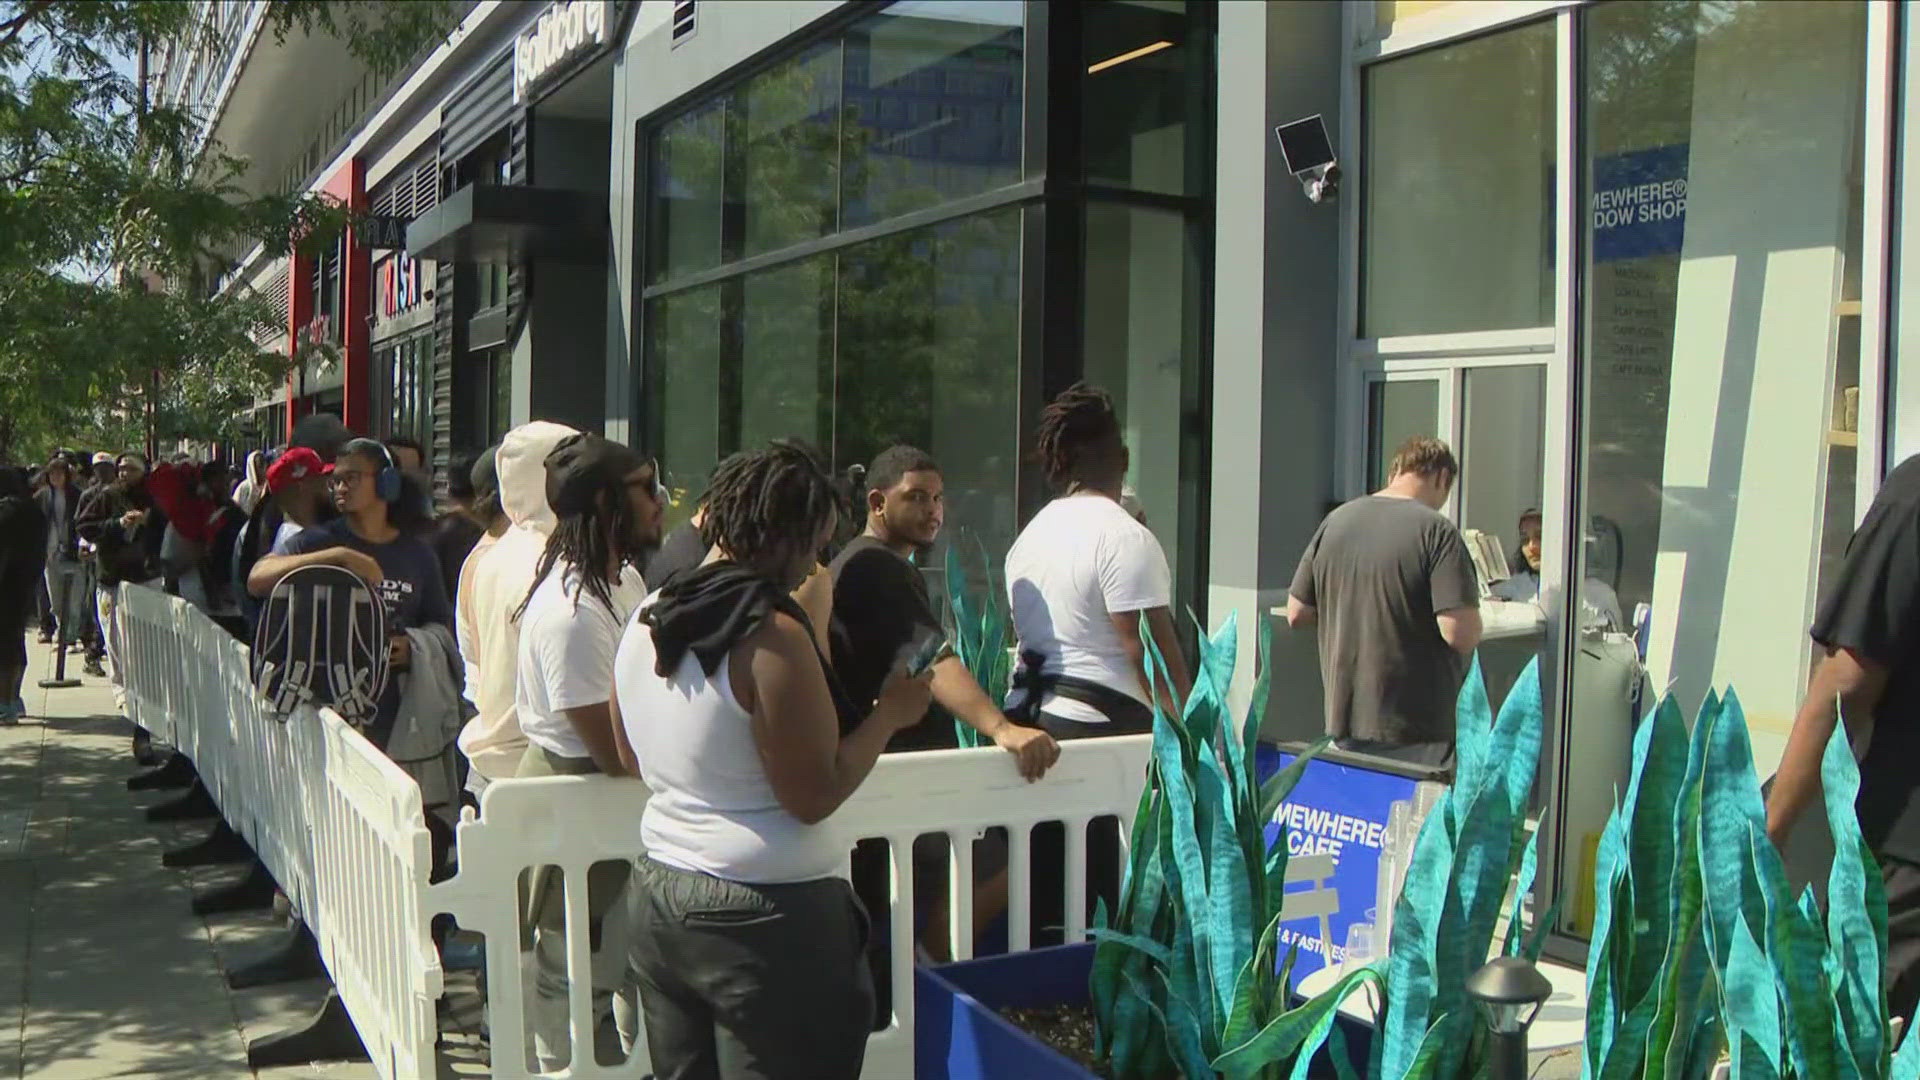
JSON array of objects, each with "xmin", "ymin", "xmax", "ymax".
[
  {"xmin": 1342, "ymin": 0, "xmax": 1901, "ymax": 967},
  {"xmin": 633, "ymin": 0, "xmax": 1217, "ymax": 588}
]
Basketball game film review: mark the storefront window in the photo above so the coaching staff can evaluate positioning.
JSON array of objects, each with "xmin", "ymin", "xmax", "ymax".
[
  {"xmin": 1460, "ymin": 365, "xmax": 1546, "ymax": 566},
  {"xmin": 1082, "ymin": 0, "xmax": 1200, "ymax": 197},
  {"xmin": 648, "ymin": 209, "xmax": 1022, "ymax": 556},
  {"xmin": 841, "ymin": 0, "xmax": 1024, "ymax": 227},
  {"xmin": 648, "ymin": 100, "xmax": 724, "ymax": 284},
  {"xmin": 1362, "ymin": 20, "xmax": 1554, "ymax": 338},
  {"xmin": 1082, "ymin": 202, "xmax": 1202, "ymax": 599},
  {"xmin": 740, "ymin": 42, "xmax": 843, "ymax": 258},
  {"xmin": 1365, "ymin": 378, "xmax": 1440, "ymax": 491},
  {"xmin": 838, "ymin": 210, "xmax": 1022, "ymax": 556},
  {"xmin": 1554, "ymin": 0, "xmax": 1868, "ymax": 937}
]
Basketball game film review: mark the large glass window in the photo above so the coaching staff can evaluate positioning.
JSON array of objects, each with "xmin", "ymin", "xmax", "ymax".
[
  {"xmin": 1082, "ymin": 0, "xmax": 1200, "ymax": 196},
  {"xmin": 842, "ymin": 0, "xmax": 1024, "ymax": 226},
  {"xmin": 649, "ymin": 208, "xmax": 1022, "ymax": 555},
  {"xmin": 1362, "ymin": 21, "xmax": 1555, "ymax": 337},
  {"xmin": 1082, "ymin": 202, "xmax": 1203, "ymax": 597},
  {"xmin": 1576, "ymin": 0, "xmax": 1866, "ymax": 756},
  {"xmin": 642, "ymin": 0, "xmax": 1213, "ymax": 598}
]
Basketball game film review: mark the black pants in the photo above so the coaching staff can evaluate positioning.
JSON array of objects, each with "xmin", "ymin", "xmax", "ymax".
[
  {"xmin": 1883, "ymin": 854, "xmax": 1920, "ymax": 1024},
  {"xmin": 627, "ymin": 857, "xmax": 874, "ymax": 1080}
]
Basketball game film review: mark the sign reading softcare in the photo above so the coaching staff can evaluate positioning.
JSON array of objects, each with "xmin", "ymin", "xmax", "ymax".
[
  {"xmin": 514, "ymin": 0, "xmax": 609, "ymax": 104},
  {"xmin": 1256, "ymin": 745, "xmax": 1419, "ymax": 985}
]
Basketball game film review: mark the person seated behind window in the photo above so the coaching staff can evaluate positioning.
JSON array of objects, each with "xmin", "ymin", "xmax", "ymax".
[
  {"xmin": 612, "ymin": 441, "xmax": 931, "ymax": 1080},
  {"xmin": 1490, "ymin": 508, "xmax": 1625, "ymax": 631}
]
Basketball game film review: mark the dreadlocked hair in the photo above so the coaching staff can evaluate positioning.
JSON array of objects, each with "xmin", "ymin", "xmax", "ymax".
[
  {"xmin": 511, "ymin": 470, "xmax": 642, "ymax": 625},
  {"xmin": 700, "ymin": 440, "xmax": 840, "ymax": 569},
  {"xmin": 1034, "ymin": 381, "xmax": 1124, "ymax": 492}
]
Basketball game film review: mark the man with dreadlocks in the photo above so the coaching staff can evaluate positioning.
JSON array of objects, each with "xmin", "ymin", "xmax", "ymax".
[
  {"xmin": 1004, "ymin": 382, "xmax": 1192, "ymax": 941},
  {"xmin": 1005, "ymin": 382, "xmax": 1190, "ymax": 733},
  {"xmin": 612, "ymin": 440, "xmax": 931, "ymax": 1080},
  {"xmin": 511, "ymin": 433, "xmax": 663, "ymax": 1071}
]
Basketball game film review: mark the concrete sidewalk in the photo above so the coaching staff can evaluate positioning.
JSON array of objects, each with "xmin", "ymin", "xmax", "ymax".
[{"xmin": 0, "ymin": 638, "xmax": 482, "ymax": 1079}]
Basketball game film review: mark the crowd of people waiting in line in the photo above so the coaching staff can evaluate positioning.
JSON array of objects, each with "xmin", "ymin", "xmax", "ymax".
[{"xmin": 0, "ymin": 381, "xmax": 1197, "ymax": 1079}]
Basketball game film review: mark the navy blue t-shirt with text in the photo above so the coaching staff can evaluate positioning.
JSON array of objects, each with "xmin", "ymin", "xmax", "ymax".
[{"xmin": 280, "ymin": 519, "xmax": 452, "ymax": 634}]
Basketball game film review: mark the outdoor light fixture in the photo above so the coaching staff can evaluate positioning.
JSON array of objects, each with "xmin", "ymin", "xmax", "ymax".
[
  {"xmin": 1465, "ymin": 956, "xmax": 1553, "ymax": 1080},
  {"xmin": 1088, "ymin": 40, "xmax": 1173, "ymax": 74}
]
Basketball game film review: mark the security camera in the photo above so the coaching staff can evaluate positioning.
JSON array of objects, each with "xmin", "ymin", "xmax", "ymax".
[{"xmin": 1275, "ymin": 114, "xmax": 1339, "ymax": 204}]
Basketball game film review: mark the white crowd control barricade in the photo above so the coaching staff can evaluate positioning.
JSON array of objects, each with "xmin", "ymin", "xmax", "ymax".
[
  {"xmin": 116, "ymin": 583, "xmax": 181, "ymax": 745},
  {"xmin": 830, "ymin": 735, "xmax": 1153, "ymax": 1078},
  {"xmin": 113, "ymin": 588, "xmax": 441, "ymax": 1079},
  {"xmin": 299, "ymin": 706, "xmax": 444, "ymax": 1080},
  {"xmin": 427, "ymin": 734, "xmax": 1156, "ymax": 1079}
]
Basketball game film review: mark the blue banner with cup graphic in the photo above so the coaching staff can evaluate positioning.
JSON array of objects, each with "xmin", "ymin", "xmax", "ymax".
[{"xmin": 1256, "ymin": 744, "xmax": 1424, "ymax": 987}]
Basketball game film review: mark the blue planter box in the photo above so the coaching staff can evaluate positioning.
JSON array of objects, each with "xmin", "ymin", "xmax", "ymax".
[
  {"xmin": 916, "ymin": 943, "xmax": 1100, "ymax": 1080},
  {"xmin": 916, "ymin": 942, "xmax": 1375, "ymax": 1078}
]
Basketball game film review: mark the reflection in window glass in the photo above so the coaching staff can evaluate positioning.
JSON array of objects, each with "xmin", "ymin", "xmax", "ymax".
[
  {"xmin": 1566, "ymin": 0, "xmax": 1866, "ymax": 934},
  {"xmin": 1082, "ymin": 0, "xmax": 1200, "ymax": 196},
  {"xmin": 741, "ymin": 257, "xmax": 832, "ymax": 451},
  {"xmin": 648, "ymin": 212, "xmax": 1020, "ymax": 556},
  {"xmin": 648, "ymin": 100, "xmax": 724, "ymax": 284},
  {"xmin": 842, "ymin": 0, "xmax": 1023, "ymax": 227},
  {"xmin": 1366, "ymin": 379, "xmax": 1439, "ymax": 491},
  {"xmin": 740, "ymin": 43, "xmax": 843, "ymax": 258},
  {"xmin": 650, "ymin": 284, "xmax": 725, "ymax": 533},
  {"xmin": 1363, "ymin": 21, "xmax": 1554, "ymax": 337},
  {"xmin": 1082, "ymin": 203, "xmax": 1201, "ymax": 600},
  {"xmin": 838, "ymin": 210, "xmax": 1022, "ymax": 561}
]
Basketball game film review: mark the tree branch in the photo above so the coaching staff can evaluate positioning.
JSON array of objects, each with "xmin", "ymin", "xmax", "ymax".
[{"xmin": 0, "ymin": 0, "xmax": 56, "ymax": 55}]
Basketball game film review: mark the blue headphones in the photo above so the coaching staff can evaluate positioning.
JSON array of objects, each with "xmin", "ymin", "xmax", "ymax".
[{"xmin": 343, "ymin": 438, "xmax": 403, "ymax": 503}]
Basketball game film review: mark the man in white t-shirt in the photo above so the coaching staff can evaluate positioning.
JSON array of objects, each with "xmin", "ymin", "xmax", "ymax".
[
  {"xmin": 511, "ymin": 433, "xmax": 663, "ymax": 1072},
  {"xmin": 1003, "ymin": 383, "xmax": 1192, "ymax": 947},
  {"xmin": 1005, "ymin": 383, "xmax": 1191, "ymax": 738}
]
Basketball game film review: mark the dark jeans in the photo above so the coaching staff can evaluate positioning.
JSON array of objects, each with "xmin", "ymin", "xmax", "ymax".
[
  {"xmin": 627, "ymin": 857, "xmax": 874, "ymax": 1080},
  {"xmin": 1884, "ymin": 854, "xmax": 1920, "ymax": 1024}
]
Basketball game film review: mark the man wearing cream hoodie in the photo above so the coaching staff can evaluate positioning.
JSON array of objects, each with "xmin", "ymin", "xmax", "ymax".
[{"xmin": 456, "ymin": 422, "xmax": 578, "ymax": 789}]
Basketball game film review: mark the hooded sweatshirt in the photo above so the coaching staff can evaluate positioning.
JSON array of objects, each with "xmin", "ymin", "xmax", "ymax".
[{"xmin": 456, "ymin": 421, "xmax": 578, "ymax": 781}]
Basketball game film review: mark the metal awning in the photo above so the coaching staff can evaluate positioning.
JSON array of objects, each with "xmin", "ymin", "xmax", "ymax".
[{"xmin": 406, "ymin": 183, "xmax": 609, "ymax": 264}]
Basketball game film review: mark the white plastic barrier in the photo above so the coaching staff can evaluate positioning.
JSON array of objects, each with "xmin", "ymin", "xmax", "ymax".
[
  {"xmin": 119, "ymin": 584, "xmax": 1317, "ymax": 1079},
  {"xmin": 432, "ymin": 736, "xmax": 1155, "ymax": 1079},
  {"xmin": 113, "ymin": 586, "xmax": 441, "ymax": 1079}
]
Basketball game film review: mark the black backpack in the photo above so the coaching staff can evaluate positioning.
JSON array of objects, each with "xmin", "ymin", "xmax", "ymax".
[{"xmin": 252, "ymin": 563, "xmax": 389, "ymax": 727}]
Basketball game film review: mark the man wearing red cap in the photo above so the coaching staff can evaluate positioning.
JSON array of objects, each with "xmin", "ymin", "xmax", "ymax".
[{"xmin": 262, "ymin": 448, "xmax": 334, "ymax": 554}]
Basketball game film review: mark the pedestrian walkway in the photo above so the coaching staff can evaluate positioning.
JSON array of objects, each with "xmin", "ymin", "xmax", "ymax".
[{"xmin": 0, "ymin": 639, "xmax": 481, "ymax": 1079}]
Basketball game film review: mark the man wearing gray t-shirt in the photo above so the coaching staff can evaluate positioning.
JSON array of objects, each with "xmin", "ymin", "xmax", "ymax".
[{"xmin": 1286, "ymin": 436, "xmax": 1482, "ymax": 768}]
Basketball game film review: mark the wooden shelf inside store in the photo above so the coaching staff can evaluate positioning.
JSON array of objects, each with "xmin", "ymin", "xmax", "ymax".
[
  {"xmin": 1836, "ymin": 299, "xmax": 1863, "ymax": 317},
  {"xmin": 1830, "ymin": 429, "xmax": 1859, "ymax": 448}
]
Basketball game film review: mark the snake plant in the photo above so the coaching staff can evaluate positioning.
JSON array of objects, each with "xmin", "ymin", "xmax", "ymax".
[
  {"xmin": 1367, "ymin": 654, "xmax": 1553, "ymax": 1079},
  {"xmin": 1583, "ymin": 689, "xmax": 1920, "ymax": 1079},
  {"xmin": 941, "ymin": 540, "xmax": 1006, "ymax": 749},
  {"xmin": 1087, "ymin": 610, "xmax": 1375, "ymax": 1080}
]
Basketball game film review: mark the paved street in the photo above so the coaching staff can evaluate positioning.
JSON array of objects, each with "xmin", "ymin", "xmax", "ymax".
[{"xmin": 0, "ymin": 639, "xmax": 481, "ymax": 1080}]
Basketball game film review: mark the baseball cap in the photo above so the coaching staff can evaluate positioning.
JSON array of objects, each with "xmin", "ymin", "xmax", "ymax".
[
  {"xmin": 91, "ymin": 451, "xmax": 114, "ymax": 466},
  {"xmin": 266, "ymin": 447, "xmax": 331, "ymax": 494},
  {"xmin": 544, "ymin": 434, "xmax": 645, "ymax": 517}
]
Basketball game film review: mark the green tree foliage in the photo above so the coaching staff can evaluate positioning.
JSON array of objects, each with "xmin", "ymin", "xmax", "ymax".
[{"xmin": 0, "ymin": 0, "xmax": 457, "ymax": 463}]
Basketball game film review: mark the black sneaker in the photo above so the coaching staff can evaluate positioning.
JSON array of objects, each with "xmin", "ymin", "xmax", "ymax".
[
  {"xmin": 82, "ymin": 659, "xmax": 105, "ymax": 677},
  {"xmin": 35, "ymin": 632, "xmax": 52, "ymax": 645}
]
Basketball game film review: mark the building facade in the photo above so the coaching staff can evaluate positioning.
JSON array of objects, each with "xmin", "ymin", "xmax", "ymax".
[{"xmin": 174, "ymin": 0, "xmax": 1920, "ymax": 967}]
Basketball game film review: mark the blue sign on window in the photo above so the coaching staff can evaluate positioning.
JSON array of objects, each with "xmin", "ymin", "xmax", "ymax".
[{"xmin": 1592, "ymin": 142, "xmax": 1691, "ymax": 262}]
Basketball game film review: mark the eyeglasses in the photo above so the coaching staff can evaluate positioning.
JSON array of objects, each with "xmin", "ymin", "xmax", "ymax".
[{"xmin": 329, "ymin": 470, "xmax": 369, "ymax": 489}]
